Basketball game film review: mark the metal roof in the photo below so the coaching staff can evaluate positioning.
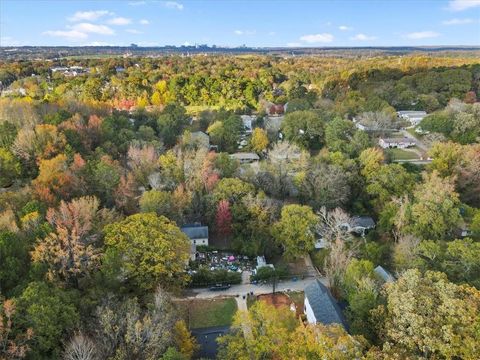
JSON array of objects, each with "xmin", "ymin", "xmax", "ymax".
[
  {"xmin": 181, "ymin": 225, "xmax": 209, "ymax": 240},
  {"xmin": 230, "ymin": 152, "xmax": 260, "ymax": 161},
  {"xmin": 374, "ymin": 266, "xmax": 395, "ymax": 283},
  {"xmin": 304, "ymin": 280, "xmax": 347, "ymax": 328}
]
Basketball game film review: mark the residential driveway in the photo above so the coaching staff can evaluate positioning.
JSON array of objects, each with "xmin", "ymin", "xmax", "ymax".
[{"xmin": 186, "ymin": 276, "xmax": 326, "ymax": 299}]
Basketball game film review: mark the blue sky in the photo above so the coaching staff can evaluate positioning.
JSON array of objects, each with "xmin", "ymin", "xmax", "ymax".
[{"xmin": 1, "ymin": 0, "xmax": 479, "ymax": 47}]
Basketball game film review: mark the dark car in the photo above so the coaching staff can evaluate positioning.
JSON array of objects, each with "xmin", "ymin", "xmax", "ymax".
[{"xmin": 209, "ymin": 284, "xmax": 231, "ymax": 291}]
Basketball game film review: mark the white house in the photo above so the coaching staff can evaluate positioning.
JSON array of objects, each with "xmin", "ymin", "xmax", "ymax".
[
  {"xmin": 181, "ymin": 225, "xmax": 209, "ymax": 246},
  {"xmin": 397, "ymin": 111, "xmax": 427, "ymax": 127},
  {"xmin": 304, "ymin": 280, "xmax": 347, "ymax": 328},
  {"xmin": 379, "ymin": 137, "xmax": 416, "ymax": 149},
  {"xmin": 240, "ymin": 115, "xmax": 256, "ymax": 134}
]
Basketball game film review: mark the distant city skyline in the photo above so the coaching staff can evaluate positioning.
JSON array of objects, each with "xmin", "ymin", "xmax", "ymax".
[{"xmin": 1, "ymin": 0, "xmax": 479, "ymax": 47}]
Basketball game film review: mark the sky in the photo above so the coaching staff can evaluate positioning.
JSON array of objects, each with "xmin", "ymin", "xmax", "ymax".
[{"xmin": 1, "ymin": 0, "xmax": 479, "ymax": 47}]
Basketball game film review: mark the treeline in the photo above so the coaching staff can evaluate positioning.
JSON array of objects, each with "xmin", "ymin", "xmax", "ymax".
[{"xmin": 1, "ymin": 55, "xmax": 479, "ymax": 112}]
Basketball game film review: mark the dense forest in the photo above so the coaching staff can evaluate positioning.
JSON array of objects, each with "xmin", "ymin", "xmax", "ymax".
[{"xmin": 0, "ymin": 53, "xmax": 480, "ymax": 359}]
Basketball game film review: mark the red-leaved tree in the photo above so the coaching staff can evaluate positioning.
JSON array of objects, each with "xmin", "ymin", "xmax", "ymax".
[{"xmin": 215, "ymin": 199, "xmax": 232, "ymax": 239}]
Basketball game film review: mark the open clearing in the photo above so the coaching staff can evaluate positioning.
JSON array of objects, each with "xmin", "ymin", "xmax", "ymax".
[
  {"xmin": 387, "ymin": 148, "xmax": 420, "ymax": 160},
  {"xmin": 255, "ymin": 291, "xmax": 305, "ymax": 316},
  {"xmin": 176, "ymin": 297, "xmax": 238, "ymax": 329}
]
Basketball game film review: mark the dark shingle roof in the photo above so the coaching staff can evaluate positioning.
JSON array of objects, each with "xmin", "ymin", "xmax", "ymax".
[
  {"xmin": 351, "ymin": 216, "xmax": 375, "ymax": 229},
  {"xmin": 304, "ymin": 280, "xmax": 347, "ymax": 328},
  {"xmin": 181, "ymin": 225, "xmax": 209, "ymax": 240}
]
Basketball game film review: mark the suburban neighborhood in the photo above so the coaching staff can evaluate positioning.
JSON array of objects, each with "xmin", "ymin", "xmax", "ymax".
[{"xmin": 1, "ymin": 1, "xmax": 480, "ymax": 359}]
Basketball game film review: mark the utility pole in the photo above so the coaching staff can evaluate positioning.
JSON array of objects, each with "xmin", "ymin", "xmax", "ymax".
[{"xmin": 272, "ymin": 274, "xmax": 277, "ymax": 295}]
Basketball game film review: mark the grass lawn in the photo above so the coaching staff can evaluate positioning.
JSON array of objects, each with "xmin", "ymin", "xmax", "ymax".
[
  {"xmin": 286, "ymin": 291, "xmax": 305, "ymax": 311},
  {"xmin": 386, "ymin": 148, "xmax": 420, "ymax": 161},
  {"xmin": 177, "ymin": 298, "xmax": 238, "ymax": 329}
]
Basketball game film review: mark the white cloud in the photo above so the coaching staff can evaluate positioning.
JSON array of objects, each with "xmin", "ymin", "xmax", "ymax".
[
  {"xmin": 286, "ymin": 42, "xmax": 302, "ymax": 47},
  {"xmin": 128, "ymin": 1, "xmax": 146, "ymax": 5},
  {"xmin": 442, "ymin": 18, "xmax": 474, "ymax": 25},
  {"xmin": 339, "ymin": 25, "xmax": 353, "ymax": 31},
  {"xmin": 163, "ymin": 1, "xmax": 184, "ymax": 10},
  {"xmin": 268, "ymin": 31, "xmax": 276, "ymax": 36},
  {"xmin": 140, "ymin": 19, "xmax": 150, "ymax": 25},
  {"xmin": 107, "ymin": 17, "xmax": 132, "ymax": 25},
  {"xmin": 126, "ymin": 29, "xmax": 143, "ymax": 34},
  {"xmin": 447, "ymin": 0, "xmax": 480, "ymax": 11},
  {"xmin": 351, "ymin": 33, "xmax": 377, "ymax": 41},
  {"xmin": 70, "ymin": 23, "xmax": 115, "ymax": 35},
  {"xmin": 43, "ymin": 29, "xmax": 88, "ymax": 41},
  {"xmin": 68, "ymin": 10, "xmax": 112, "ymax": 22},
  {"xmin": 183, "ymin": 41, "xmax": 192, "ymax": 46},
  {"xmin": 234, "ymin": 30, "xmax": 256, "ymax": 35},
  {"xmin": 404, "ymin": 31, "xmax": 440, "ymax": 39},
  {"xmin": 299, "ymin": 33, "xmax": 334, "ymax": 43}
]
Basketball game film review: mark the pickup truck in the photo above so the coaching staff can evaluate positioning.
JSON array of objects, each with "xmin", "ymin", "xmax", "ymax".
[{"xmin": 209, "ymin": 284, "xmax": 231, "ymax": 291}]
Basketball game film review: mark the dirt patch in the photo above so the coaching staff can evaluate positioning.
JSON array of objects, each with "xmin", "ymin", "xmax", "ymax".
[{"xmin": 257, "ymin": 293, "xmax": 303, "ymax": 316}]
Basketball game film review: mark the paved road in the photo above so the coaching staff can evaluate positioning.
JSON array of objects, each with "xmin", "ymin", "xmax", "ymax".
[{"xmin": 185, "ymin": 276, "xmax": 326, "ymax": 299}]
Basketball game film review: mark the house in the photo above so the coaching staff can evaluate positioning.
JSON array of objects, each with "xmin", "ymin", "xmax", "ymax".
[
  {"xmin": 240, "ymin": 115, "xmax": 255, "ymax": 134},
  {"xmin": 355, "ymin": 122, "xmax": 368, "ymax": 131},
  {"xmin": 181, "ymin": 224, "xmax": 209, "ymax": 246},
  {"xmin": 304, "ymin": 280, "xmax": 347, "ymax": 328},
  {"xmin": 378, "ymin": 137, "xmax": 416, "ymax": 149},
  {"xmin": 268, "ymin": 104, "xmax": 285, "ymax": 116},
  {"xmin": 349, "ymin": 216, "xmax": 375, "ymax": 236},
  {"xmin": 397, "ymin": 111, "xmax": 427, "ymax": 127},
  {"xmin": 230, "ymin": 152, "xmax": 260, "ymax": 164},
  {"xmin": 455, "ymin": 226, "xmax": 472, "ymax": 238},
  {"xmin": 374, "ymin": 265, "xmax": 395, "ymax": 283},
  {"xmin": 190, "ymin": 131, "xmax": 210, "ymax": 149}
]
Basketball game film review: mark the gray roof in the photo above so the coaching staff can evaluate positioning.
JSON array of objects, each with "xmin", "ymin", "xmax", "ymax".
[
  {"xmin": 397, "ymin": 110, "xmax": 427, "ymax": 116},
  {"xmin": 230, "ymin": 152, "xmax": 260, "ymax": 161},
  {"xmin": 181, "ymin": 225, "xmax": 209, "ymax": 240},
  {"xmin": 374, "ymin": 266, "xmax": 395, "ymax": 283},
  {"xmin": 351, "ymin": 216, "xmax": 375, "ymax": 229},
  {"xmin": 304, "ymin": 280, "xmax": 347, "ymax": 328}
]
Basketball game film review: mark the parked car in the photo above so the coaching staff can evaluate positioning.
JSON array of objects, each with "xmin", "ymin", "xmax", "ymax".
[{"xmin": 209, "ymin": 284, "xmax": 231, "ymax": 291}]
